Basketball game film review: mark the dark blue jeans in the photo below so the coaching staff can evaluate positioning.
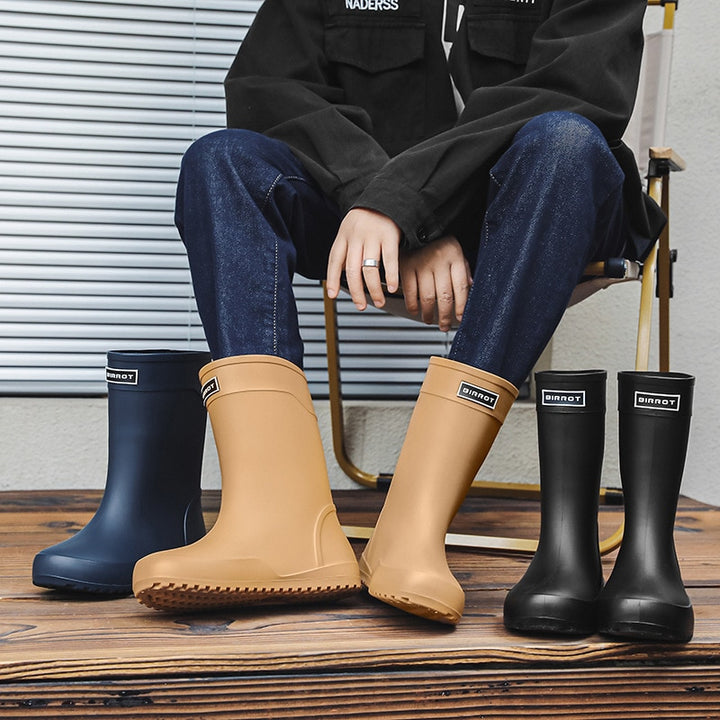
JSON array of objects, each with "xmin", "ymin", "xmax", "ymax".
[{"xmin": 176, "ymin": 112, "xmax": 628, "ymax": 388}]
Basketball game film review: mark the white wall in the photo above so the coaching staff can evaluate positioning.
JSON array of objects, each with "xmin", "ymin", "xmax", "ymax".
[{"xmin": 1, "ymin": 1, "xmax": 718, "ymax": 505}]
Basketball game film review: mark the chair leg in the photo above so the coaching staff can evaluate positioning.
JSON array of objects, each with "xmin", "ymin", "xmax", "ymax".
[{"xmin": 657, "ymin": 175, "xmax": 672, "ymax": 372}]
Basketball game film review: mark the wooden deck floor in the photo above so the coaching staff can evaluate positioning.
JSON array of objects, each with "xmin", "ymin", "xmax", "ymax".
[{"xmin": 1, "ymin": 489, "xmax": 719, "ymax": 718}]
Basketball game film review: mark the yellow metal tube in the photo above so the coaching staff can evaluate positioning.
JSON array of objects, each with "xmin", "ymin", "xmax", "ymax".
[
  {"xmin": 635, "ymin": 176, "xmax": 664, "ymax": 372},
  {"xmin": 323, "ymin": 283, "xmax": 379, "ymax": 489}
]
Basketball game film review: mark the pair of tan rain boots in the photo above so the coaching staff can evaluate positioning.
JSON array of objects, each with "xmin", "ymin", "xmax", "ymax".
[{"xmin": 133, "ymin": 354, "xmax": 517, "ymax": 625}]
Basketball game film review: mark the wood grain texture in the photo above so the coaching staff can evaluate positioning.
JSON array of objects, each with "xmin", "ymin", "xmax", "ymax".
[{"xmin": 1, "ymin": 490, "xmax": 719, "ymax": 717}]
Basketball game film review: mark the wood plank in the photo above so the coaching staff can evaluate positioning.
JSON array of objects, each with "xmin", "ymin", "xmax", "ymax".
[
  {"xmin": 1, "ymin": 490, "xmax": 719, "ymax": 717},
  {"xmin": 0, "ymin": 667, "xmax": 719, "ymax": 719}
]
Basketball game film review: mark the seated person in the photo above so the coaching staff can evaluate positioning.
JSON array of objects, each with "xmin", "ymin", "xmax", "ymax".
[{"xmin": 132, "ymin": 0, "xmax": 664, "ymax": 624}]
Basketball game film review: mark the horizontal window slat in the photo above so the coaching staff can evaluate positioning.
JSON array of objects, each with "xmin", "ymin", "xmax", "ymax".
[
  {"xmin": 0, "ymin": 294, "xmax": 196, "ymax": 311},
  {"xmin": 0, "ymin": 338, "xmax": 206, "ymax": 353},
  {"xmin": 0, "ymin": 323, "xmax": 205, "ymax": 339},
  {"xmin": 2, "ymin": 87, "xmax": 221, "ymax": 112},
  {"xmin": 0, "ymin": 279, "xmax": 198, "ymax": 297},
  {"xmin": 0, "ymin": 294, "xmax": 325, "ymax": 314},
  {"xmin": 0, "ymin": 209, "xmax": 173, "ymax": 226},
  {"xmin": 1, "ymin": 131, "xmax": 196, "ymax": 153},
  {"xmin": 0, "ymin": 177, "xmax": 177, "ymax": 197},
  {"xmin": 0, "ymin": 380, "xmax": 106, "ymax": 394},
  {"xmin": 0, "ymin": 147, "xmax": 185, "ymax": 168},
  {"xmin": 324, "ymin": 341, "xmax": 454, "ymax": 355},
  {"xmin": 0, "ymin": 222, "xmax": 177, "ymax": 239},
  {"xmin": 0, "ymin": 351, "xmax": 329, "ymax": 371},
  {"xmin": 0, "ymin": 42, "xmax": 235, "ymax": 70},
  {"xmin": 1, "ymin": 352, "xmax": 112, "ymax": 367},
  {"xmin": 0, "ymin": 28, "xmax": 245, "ymax": 57},
  {"xmin": 2, "ymin": 12, "xmax": 254, "ymax": 40},
  {"xmin": 0, "ymin": 308, "xmax": 200, "ymax": 324},
  {"xmin": 4, "ymin": 2, "xmax": 260, "ymax": 22},
  {"xmin": 7, "ymin": 0, "xmax": 260, "ymax": 10},
  {"xmin": 0, "ymin": 192, "xmax": 173, "ymax": 211},
  {"xmin": 0, "ymin": 265, "xmax": 190, "ymax": 282},
  {"xmin": 3, "ymin": 104, "xmax": 223, "ymax": 128},
  {"xmin": 0, "ymin": 74, "xmax": 223, "ymax": 98},
  {"xmin": 0, "ymin": 161, "xmax": 179, "ymax": 182},
  {"xmin": 0, "ymin": 57, "xmax": 225, "ymax": 83},
  {"xmin": 0, "ymin": 237, "xmax": 184, "ymax": 253}
]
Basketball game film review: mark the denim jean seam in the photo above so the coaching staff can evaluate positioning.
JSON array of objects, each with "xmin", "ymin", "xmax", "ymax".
[
  {"xmin": 261, "ymin": 173, "xmax": 283, "ymax": 211},
  {"xmin": 260, "ymin": 173, "xmax": 284, "ymax": 355},
  {"xmin": 273, "ymin": 236, "xmax": 279, "ymax": 355}
]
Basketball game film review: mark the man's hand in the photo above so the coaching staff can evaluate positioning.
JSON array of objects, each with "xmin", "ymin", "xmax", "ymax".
[
  {"xmin": 326, "ymin": 208, "xmax": 400, "ymax": 310},
  {"xmin": 400, "ymin": 235, "xmax": 473, "ymax": 332}
]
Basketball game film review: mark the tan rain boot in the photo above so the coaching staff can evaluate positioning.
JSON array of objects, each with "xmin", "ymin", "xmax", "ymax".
[
  {"xmin": 359, "ymin": 356, "xmax": 518, "ymax": 624},
  {"xmin": 133, "ymin": 354, "xmax": 361, "ymax": 611}
]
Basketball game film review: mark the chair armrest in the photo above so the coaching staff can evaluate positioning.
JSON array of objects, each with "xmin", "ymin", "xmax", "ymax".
[{"xmin": 649, "ymin": 147, "xmax": 687, "ymax": 173}]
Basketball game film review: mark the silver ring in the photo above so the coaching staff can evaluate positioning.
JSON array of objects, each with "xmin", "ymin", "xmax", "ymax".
[{"xmin": 362, "ymin": 258, "xmax": 379, "ymax": 268}]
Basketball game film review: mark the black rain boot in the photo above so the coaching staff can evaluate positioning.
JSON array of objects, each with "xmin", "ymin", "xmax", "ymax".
[
  {"xmin": 32, "ymin": 349, "xmax": 210, "ymax": 595},
  {"xmin": 504, "ymin": 370, "xmax": 606, "ymax": 635},
  {"xmin": 598, "ymin": 371, "xmax": 695, "ymax": 643}
]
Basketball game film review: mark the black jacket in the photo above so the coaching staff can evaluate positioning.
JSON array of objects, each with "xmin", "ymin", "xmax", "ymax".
[{"xmin": 225, "ymin": 0, "xmax": 665, "ymax": 260}]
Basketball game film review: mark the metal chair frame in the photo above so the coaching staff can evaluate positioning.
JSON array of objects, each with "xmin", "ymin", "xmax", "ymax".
[{"xmin": 325, "ymin": 0, "xmax": 682, "ymax": 554}]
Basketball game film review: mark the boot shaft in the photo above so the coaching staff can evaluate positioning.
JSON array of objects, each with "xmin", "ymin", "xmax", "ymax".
[
  {"xmin": 198, "ymin": 354, "xmax": 337, "ymax": 551},
  {"xmin": 617, "ymin": 371, "xmax": 694, "ymax": 545},
  {"xmin": 535, "ymin": 369, "xmax": 605, "ymax": 536},
  {"xmin": 104, "ymin": 350, "xmax": 209, "ymax": 512}
]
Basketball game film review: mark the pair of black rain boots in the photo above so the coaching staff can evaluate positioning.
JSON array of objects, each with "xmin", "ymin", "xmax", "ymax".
[
  {"xmin": 503, "ymin": 370, "xmax": 695, "ymax": 643},
  {"xmin": 32, "ymin": 350, "xmax": 210, "ymax": 595}
]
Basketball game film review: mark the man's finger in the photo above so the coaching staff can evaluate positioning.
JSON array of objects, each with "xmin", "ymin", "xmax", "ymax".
[
  {"xmin": 382, "ymin": 238, "xmax": 399, "ymax": 295},
  {"xmin": 345, "ymin": 245, "xmax": 368, "ymax": 310},
  {"xmin": 325, "ymin": 237, "xmax": 346, "ymax": 299},
  {"xmin": 402, "ymin": 268, "xmax": 419, "ymax": 316},
  {"xmin": 435, "ymin": 273, "xmax": 455, "ymax": 332},
  {"xmin": 451, "ymin": 260, "xmax": 472, "ymax": 322},
  {"xmin": 417, "ymin": 272, "xmax": 437, "ymax": 325},
  {"xmin": 362, "ymin": 256, "xmax": 385, "ymax": 308}
]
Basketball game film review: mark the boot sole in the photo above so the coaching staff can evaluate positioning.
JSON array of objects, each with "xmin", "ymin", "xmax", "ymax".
[
  {"xmin": 504, "ymin": 615, "xmax": 597, "ymax": 637},
  {"xmin": 33, "ymin": 574, "xmax": 131, "ymax": 596},
  {"xmin": 135, "ymin": 579, "xmax": 361, "ymax": 612},
  {"xmin": 599, "ymin": 620, "xmax": 692, "ymax": 643},
  {"xmin": 366, "ymin": 586, "xmax": 461, "ymax": 625},
  {"xmin": 359, "ymin": 560, "xmax": 462, "ymax": 625}
]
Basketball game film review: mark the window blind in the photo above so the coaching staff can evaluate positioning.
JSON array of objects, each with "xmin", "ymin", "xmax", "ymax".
[{"xmin": 0, "ymin": 0, "xmax": 454, "ymax": 398}]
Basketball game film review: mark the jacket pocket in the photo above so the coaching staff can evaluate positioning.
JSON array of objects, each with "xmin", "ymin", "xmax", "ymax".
[
  {"xmin": 324, "ymin": 21, "xmax": 428, "ymax": 156},
  {"xmin": 466, "ymin": 16, "xmax": 537, "ymax": 66},
  {"xmin": 325, "ymin": 21, "xmax": 425, "ymax": 73}
]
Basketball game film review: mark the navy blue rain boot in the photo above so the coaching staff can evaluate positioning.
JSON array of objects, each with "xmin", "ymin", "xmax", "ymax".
[
  {"xmin": 32, "ymin": 349, "xmax": 210, "ymax": 595},
  {"xmin": 598, "ymin": 371, "xmax": 695, "ymax": 643},
  {"xmin": 504, "ymin": 370, "xmax": 606, "ymax": 635}
]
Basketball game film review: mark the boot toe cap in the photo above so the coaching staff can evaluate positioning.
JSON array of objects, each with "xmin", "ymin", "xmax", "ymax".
[
  {"xmin": 504, "ymin": 588, "xmax": 599, "ymax": 636},
  {"xmin": 362, "ymin": 561, "xmax": 465, "ymax": 625},
  {"xmin": 598, "ymin": 595, "xmax": 694, "ymax": 643},
  {"xmin": 32, "ymin": 550, "xmax": 133, "ymax": 595}
]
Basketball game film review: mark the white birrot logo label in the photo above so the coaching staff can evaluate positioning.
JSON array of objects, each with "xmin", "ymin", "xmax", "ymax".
[
  {"xmin": 106, "ymin": 367, "xmax": 138, "ymax": 385},
  {"xmin": 345, "ymin": 0, "xmax": 399, "ymax": 9},
  {"xmin": 541, "ymin": 389, "xmax": 586, "ymax": 407},
  {"xmin": 457, "ymin": 381, "xmax": 499, "ymax": 410},
  {"xmin": 201, "ymin": 376, "xmax": 220, "ymax": 405},
  {"xmin": 634, "ymin": 391, "xmax": 681, "ymax": 412}
]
